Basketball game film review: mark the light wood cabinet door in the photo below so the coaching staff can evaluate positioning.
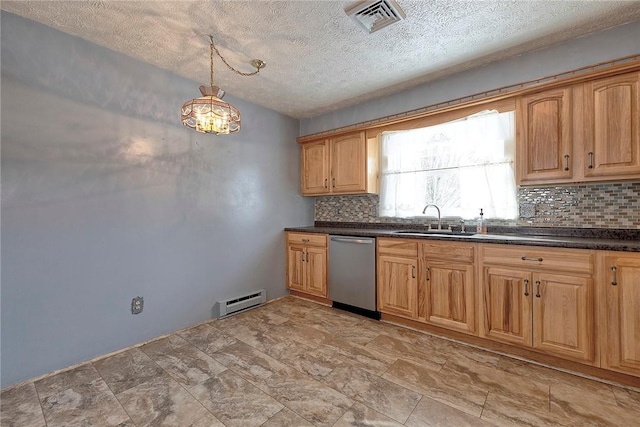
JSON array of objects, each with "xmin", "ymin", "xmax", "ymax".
[
  {"xmin": 602, "ymin": 254, "xmax": 640, "ymax": 376},
  {"xmin": 301, "ymin": 140, "xmax": 329, "ymax": 195},
  {"xmin": 330, "ymin": 131, "xmax": 366, "ymax": 193},
  {"xmin": 378, "ymin": 255, "xmax": 418, "ymax": 319},
  {"xmin": 305, "ymin": 247, "xmax": 327, "ymax": 297},
  {"xmin": 532, "ymin": 272, "xmax": 594, "ymax": 362},
  {"xmin": 516, "ymin": 87, "xmax": 573, "ymax": 183},
  {"xmin": 287, "ymin": 245, "xmax": 305, "ymax": 292},
  {"xmin": 482, "ymin": 267, "xmax": 533, "ymax": 347},
  {"xmin": 584, "ymin": 72, "xmax": 640, "ymax": 178},
  {"xmin": 285, "ymin": 232, "xmax": 328, "ymax": 298},
  {"xmin": 422, "ymin": 260, "xmax": 475, "ymax": 334}
]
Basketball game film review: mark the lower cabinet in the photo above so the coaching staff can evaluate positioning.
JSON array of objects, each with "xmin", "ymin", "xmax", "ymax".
[
  {"xmin": 481, "ymin": 246, "xmax": 595, "ymax": 363},
  {"xmin": 419, "ymin": 242, "xmax": 476, "ymax": 334},
  {"xmin": 342, "ymin": 234, "xmax": 639, "ymax": 380},
  {"xmin": 377, "ymin": 238, "xmax": 477, "ymax": 335},
  {"xmin": 286, "ymin": 232, "xmax": 327, "ymax": 298},
  {"xmin": 600, "ymin": 252, "xmax": 640, "ymax": 377},
  {"xmin": 533, "ymin": 272, "xmax": 592, "ymax": 361},
  {"xmin": 377, "ymin": 239, "xmax": 418, "ymax": 319},
  {"xmin": 482, "ymin": 267, "xmax": 532, "ymax": 346}
]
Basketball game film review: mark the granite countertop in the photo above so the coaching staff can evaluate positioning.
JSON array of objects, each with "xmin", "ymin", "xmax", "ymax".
[{"xmin": 285, "ymin": 222, "xmax": 640, "ymax": 252}]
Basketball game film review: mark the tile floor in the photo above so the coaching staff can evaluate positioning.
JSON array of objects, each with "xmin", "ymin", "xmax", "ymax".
[{"xmin": 2, "ymin": 296, "xmax": 639, "ymax": 427}]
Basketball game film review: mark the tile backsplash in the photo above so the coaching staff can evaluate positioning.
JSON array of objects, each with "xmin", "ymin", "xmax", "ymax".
[{"xmin": 314, "ymin": 182, "xmax": 640, "ymax": 229}]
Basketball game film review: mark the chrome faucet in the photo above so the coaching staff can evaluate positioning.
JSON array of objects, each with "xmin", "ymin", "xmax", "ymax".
[{"xmin": 422, "ymin": 204, "xmax": 442, "ymax": 230}]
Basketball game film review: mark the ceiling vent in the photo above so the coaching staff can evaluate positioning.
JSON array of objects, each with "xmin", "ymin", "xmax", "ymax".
[{"xmin": 345, "ymin": 0, "xmax": 406, "ymax": 33}]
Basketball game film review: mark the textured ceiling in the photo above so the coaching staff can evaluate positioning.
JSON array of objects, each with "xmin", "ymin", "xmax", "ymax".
[{"xmin": 3, "ymin": 1, "xmax": 640, "ymax": 119}]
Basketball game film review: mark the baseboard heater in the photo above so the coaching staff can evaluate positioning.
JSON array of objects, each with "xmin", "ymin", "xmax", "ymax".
[{"xmin": 214, "ymin": 289, "xmax": 266, "ymax": 318}]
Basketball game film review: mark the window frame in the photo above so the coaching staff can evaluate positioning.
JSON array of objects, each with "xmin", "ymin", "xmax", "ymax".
[{"xmin": 376, "ymin": 101, "xmax": 518, "ymax": 220}]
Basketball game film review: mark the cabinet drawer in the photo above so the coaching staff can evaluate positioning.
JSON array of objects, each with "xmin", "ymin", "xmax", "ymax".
[
  {"xmin": 378, "ymin": 238, "xmax": 418, "ymax": 257},
  {"xmin": 482, "ymin": 245, "xmax": 593, "ymax": 274},
  {"xmin": 287, "ymin": 232, "xmax": 327, "ymax": 247},
  {"xmin": 421, "ymin": 242, "xmax": 475, "ymax": 263}
]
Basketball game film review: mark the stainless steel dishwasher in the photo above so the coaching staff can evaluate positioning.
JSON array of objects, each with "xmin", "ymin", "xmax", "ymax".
[{"xmin": 328, "ymin": 235, "xmax": 379, "ymax": 319}]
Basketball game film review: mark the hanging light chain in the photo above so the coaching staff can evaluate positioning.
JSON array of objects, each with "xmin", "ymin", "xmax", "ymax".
[
  {"xmin": 209, "ymin": 36, "xmax": 262, "ymax": 77},
  {"xmin": 209, "ymin": 36, "xmax": 215, "ymax": 87}
]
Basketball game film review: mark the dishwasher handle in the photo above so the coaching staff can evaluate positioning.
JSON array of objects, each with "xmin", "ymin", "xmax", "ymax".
[{"xmin": 330, "ymin": 236, "xmax": 374, "ymax": 244}]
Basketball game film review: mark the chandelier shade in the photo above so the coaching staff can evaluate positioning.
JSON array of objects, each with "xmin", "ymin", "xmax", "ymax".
[
  {"xmin": 181, "ymin": 36, "xmax": 264, "ymax": 136},
  {"xmin": 181, "ymin": 85, "xmax": 240, "ymax": 134}
]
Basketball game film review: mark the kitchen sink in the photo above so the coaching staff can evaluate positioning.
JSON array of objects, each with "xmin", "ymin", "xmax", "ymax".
[
  {"xmin": 392, "ymin": 230, "xmax": 477, "ymax": 237},
  {"xmin": 391, "ymin": 230, "xmax": 574, "ymax": 242}
]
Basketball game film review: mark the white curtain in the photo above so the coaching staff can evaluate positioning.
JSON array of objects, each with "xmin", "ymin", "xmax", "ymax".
[{"xmin": 379, "ymin": 110, "xmax": 517, "ymax": 219}]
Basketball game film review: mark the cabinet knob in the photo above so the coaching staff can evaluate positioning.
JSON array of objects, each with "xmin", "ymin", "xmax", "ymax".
[{"xmin": 611, "ymin": 266, "xmax": 617, "ymax": 286}]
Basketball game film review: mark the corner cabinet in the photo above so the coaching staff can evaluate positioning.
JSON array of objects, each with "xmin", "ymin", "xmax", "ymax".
[
  {"xmin": 600, "ymin": 252, "xmax": 640, "ymax": 377},
  {"xmin": 480, "ymin": 245, "xmax": 595, "ymax": 364},
  {"xmin": 300, "ymin": 131, "xmax": 379, "ymax": 196},
  {"xmin": 286, "ymin": 232, "xmax": 327, "ymax": 298},
  {"xmin": 516, "ymin": 71, "xmax": 640, "ymax": 185}
]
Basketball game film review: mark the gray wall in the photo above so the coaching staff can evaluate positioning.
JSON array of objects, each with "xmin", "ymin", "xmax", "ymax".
[
  {"xmin": 1, "ymin": 12, "xmax": 313, "ymax": 387},
  {"xmin": 301, "ymin": 20, "xmax": 640, "ymax": 135}
]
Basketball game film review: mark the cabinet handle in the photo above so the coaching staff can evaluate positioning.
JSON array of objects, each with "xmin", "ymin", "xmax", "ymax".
[
  {"xmin": 535, "ymin": 280, "xmax": 541, "ymax": 298},
  {"xmin": 411, "ymin": 265, "xmax": 416, "ymax": 279},
  {"xmin": 524, "ymin": 279, "xmax": 529, "ymax": 297},
  {"xmin": 564, "ymin": 154, "xmax": 570, "ymax": 171},
  {"xmin": 302, "ymin": 251, "xmax": 306, "ymax": 262},
  {"xmin": 425, "ymin": 267, "xmax": 430, "ymax": 281},
  {"xmin": 521, "ymin": 256, "xmax": 543, "ymax": 262},
  {"xmin": 324, "ymin": 178, "xmax": 328, "ymax": 189},
  {"xmin": 588, "ymin": 152, "xmax": 594, "ymax": 169},
  {"xmin": 611, "ymin": 266, "xmax": 617, "ymax": 286},
  {"xmin": 332, "ymin": 177, "xmax": 336, "ymax": 188},
  {"xmin": 302, "ymin": 238, "xmax": 310, "ymax": 242}
]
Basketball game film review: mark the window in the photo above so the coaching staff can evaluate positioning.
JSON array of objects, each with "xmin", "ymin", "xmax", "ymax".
[{"xmin": 379, "ymin": 110, "xmax": 517, "ymax": 219}]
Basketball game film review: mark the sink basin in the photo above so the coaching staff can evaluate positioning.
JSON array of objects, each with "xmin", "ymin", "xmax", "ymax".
[
  {"xmin": 392, "ymin": 230, "xmax": 476, "ymax": 237},
  {"xmin": 390, "ymin": 230, "xmax": 574, "ymax": 243}
]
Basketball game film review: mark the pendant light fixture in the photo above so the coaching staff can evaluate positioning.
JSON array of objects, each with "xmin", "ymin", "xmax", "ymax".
[{"xmin": 181, "ymin": 36, "xmax": 265, "ymax": 135}]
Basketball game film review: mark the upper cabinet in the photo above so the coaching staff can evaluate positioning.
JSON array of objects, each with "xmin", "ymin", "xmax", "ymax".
[
  {"xmin": 583, "ymin": 72, "xmax": 640, "ymax": 179},
  {"xmin": 516, "ymin": 71, "xmax": 640, "ymax": 186},
  {"xmin": 301, "ymin": 141, "xmax": 330, "ymax": 195},
  {"xmin": 516, "ymin": 87, "xmax": 573, "ymax": 183},
  {"xmin": 300, "ymin": 131, "xmax": 379, "ymax": 196},
  {"xmin": 298, "ymin": 66, "xmax": 639, "ymax": 189}
]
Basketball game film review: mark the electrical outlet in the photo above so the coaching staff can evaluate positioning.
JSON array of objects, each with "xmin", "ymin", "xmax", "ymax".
[{"xmin": 131, "ymin": 296, "xmax": 144, "ymax": 314}]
